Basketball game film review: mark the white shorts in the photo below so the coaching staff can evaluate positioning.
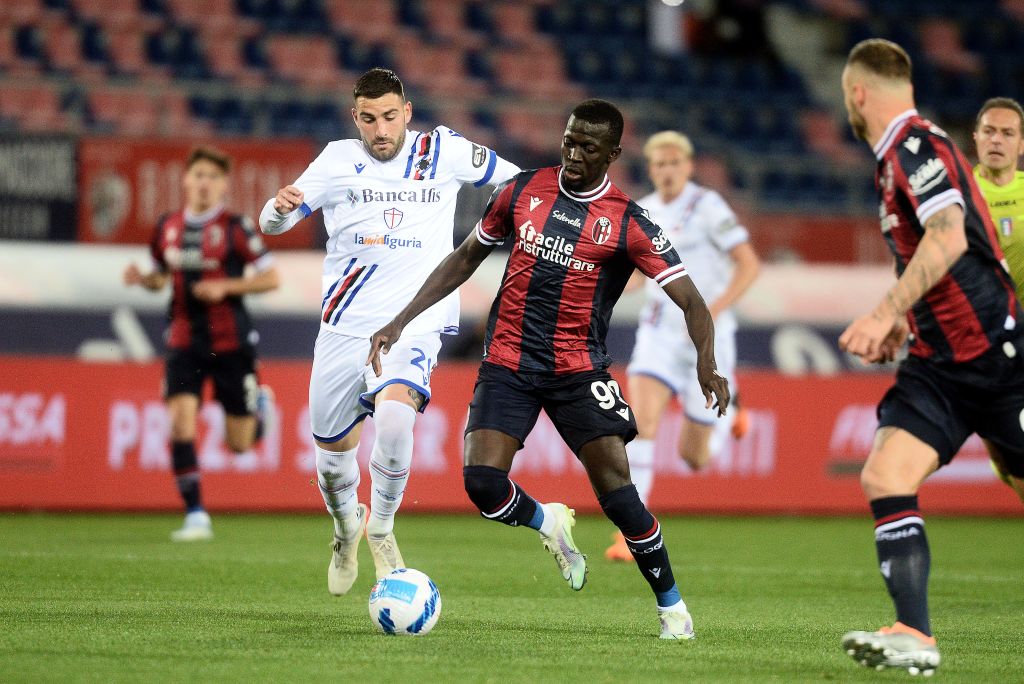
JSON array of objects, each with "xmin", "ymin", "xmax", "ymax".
[
  {"xmin": 309, "ymin": 329, "xmax": 442, "ymax": 443},
  {"xmin": 627, "ymin": 316, "xmax": 737, "ymax": 427}
]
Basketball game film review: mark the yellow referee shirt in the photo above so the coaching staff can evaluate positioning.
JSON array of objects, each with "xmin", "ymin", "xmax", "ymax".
[{"xmin": 973, "ymin": 166, "xmax": 1024, "ymax": 303}]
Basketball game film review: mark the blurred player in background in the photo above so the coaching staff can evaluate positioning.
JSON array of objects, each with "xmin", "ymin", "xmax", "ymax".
[
  {"xmin": 259, "ymin": 68, "xmax": 519, "ymax": 596},
  {"xmin": 123, "ymin": 146, "xmax": 280, "ymax": 542},
  {"xmin": 606, "ymin": 131, "xmax": 760, "ymax": 562},
  {"xmin": 972, "ymin": 96, "xmax": 1024, "ymax": 500},
  {"xmin": 368, "ymin": 99, "xmax": 729, "ymax": 640},
  {"xmin": 838, "ymin": 39, "xmax": 1024, "ymax": 674}
]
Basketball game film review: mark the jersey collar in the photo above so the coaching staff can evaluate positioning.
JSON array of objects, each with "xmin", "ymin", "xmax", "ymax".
[
  {"xmin": 873, "ymin": 108, "xmax": 918, "ymax": 160},
  {"xmin": 184, "ymin": 203, "xmax": 225, "ymax": 225},
  {"xmin": 558, "ymin": 168, "xmax": 611, "ymax": 202}
]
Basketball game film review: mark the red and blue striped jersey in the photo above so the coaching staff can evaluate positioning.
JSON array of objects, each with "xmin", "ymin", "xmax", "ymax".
[
  {"xmin": 150, "ymin": 208, "xmax": 272, "ymax": 353},
  {"xmin": 475, "ymin": 166, "xmax": 688, "ymax": 374},
  {"xmin": 874, "ymin": 109, "xmax": 1020, "ymax": 363}
]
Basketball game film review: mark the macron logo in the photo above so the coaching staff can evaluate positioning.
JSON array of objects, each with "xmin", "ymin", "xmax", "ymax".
[
  {"xmin": 355, "ymin": 163, "xmax": 366, "ymax": 174},
  {"xmin": 649, "ymin": 568, "xmax": 662, "ymax": 578},
  {"xmin": 903, "ymin": 137, "xmax": 921, "ymax": 154},
  {"xmin": 530, "ymin": 196, "xmax": 543, "ymax": 211}
]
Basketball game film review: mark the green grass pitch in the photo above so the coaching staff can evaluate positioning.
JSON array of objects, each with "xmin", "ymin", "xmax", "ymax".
[{"xmin": 1, "ymin": 513, "xmax": 1021, "ymax": 682}]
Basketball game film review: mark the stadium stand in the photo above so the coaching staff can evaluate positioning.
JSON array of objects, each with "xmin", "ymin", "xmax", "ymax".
[{"xmin": 1, "ymin": 0, "xmax": 1022, "ymax": 228}]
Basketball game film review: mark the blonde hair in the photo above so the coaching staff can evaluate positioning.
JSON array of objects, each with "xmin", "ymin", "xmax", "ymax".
[{"xmin": 643, "ymin": 131, "xmax": 693, "ymax": 160}]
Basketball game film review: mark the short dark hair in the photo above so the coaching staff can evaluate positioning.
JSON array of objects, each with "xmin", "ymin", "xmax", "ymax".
[
  {"xmin": 975, "ymin": 97, "xmax": 1024, "ymax": 134},
  {"xmin": 186, "ymin": 146, "xmax": 231, "ymax": 173},
  {"xmin": 353, "ymin": 67, "xmax": 405, "ymax": 101},
  {"xmin": 570, "ymin": 99, "xmax": 624, "ymax": 147},
  {"xmin": 847, "ymin": 38, "xmax": 912, "ymax": 81}
]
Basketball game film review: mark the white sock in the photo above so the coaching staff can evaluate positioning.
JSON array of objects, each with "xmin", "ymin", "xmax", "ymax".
[
  {"xmin": 538, "ymin": 503, "xmax": 556, "ymax": 537},
  {"xmin": 627, "ymin": 438, "xmax": 656, "ymax": 506},
  {"xmin": 315, "ymin": 444, "xmax": 360, "ymax": 538},
  {"xmin": 657, "ymin": 599, "xmax": 688, "ymax": 615},
  {"xmin": 366, "ymin": 400, "xmax": 416, "ymax": 538}
]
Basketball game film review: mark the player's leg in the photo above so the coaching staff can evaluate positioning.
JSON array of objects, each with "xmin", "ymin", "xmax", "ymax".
[
  {"xmin": 578, "ymin": 436, "xmax": 693, "ymax": 640},
  {"xmin": 604, "ymin": 373, "xmax": 672, "ymax": 561},
  {"xmin": 360, "ymin": 333, "xmax": 442, "ymax": 578},
  {"xmin": 677, "ymin": 327, "xmax": 737, "ymax": 470},
  {"xmin": 165, "ymin": 349, "xmax": 213, "ymax": 541},
  {"xmin": 214, "ymin": 349, "xmax": 260, "ymax": 453},
  {"xmin": 842, "ymin": 360, "xmax": 965, "ymax": 674},
  {"xmin": 983, "ymin": 439, "xmax": 1024, "ymax": 502},
  {"xmin": 460, "ymin": 364, "xmax": 588, "ymax": 587},
  {"xmin": 309, "ymin": 331, "xmax": 374, "ymax": 595}
]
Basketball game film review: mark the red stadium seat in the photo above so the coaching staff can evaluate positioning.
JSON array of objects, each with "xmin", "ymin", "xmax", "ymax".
[
  {"xmin": 266, "ymin": 34, "xmax": 344, "ymax": 89},
  {"xmin": 324, "ymin": 0, "xmax": 398, "ymax": 40},
  {"xmin": 0, "ymin": 84, "xmax": 67, "ymax": 132},
  {"xmin": 70, "ymin": 0, "xmax": 144, "ymax": 32}
]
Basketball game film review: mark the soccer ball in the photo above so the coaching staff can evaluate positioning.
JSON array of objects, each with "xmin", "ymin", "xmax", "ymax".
[{"xmin": 368, "ymin": 568, "xmax": 441, "ymax": 636}]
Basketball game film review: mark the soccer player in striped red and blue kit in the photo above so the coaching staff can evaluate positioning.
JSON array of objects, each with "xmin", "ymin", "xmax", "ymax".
[
  {"xmin": 369, "ymin": 99, "xmax": 730, "ymax": 640},
  {"xmin": 839, "ymin": 40, "xmax": 1024, "ymax": 675}
]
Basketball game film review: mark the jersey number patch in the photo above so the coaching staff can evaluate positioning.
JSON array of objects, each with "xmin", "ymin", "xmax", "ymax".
[{"xmin": 590, "ymin": 380, "xmax": 630, "ymax": 421}]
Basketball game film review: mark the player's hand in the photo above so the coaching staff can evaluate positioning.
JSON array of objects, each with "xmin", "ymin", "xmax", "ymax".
[
  {"xmin": 367, "ymin": 320, "xmax": 404, "ymax": 377},
  {"xmin": 870, "ymin": 317, "xmax": 910, "ymax": 364},
  {"xmin": 123, "ymin": 263, "xmax": 143, "ymax": 286},
  {"xmin": 697, "ymin": 362, "xmax": 730, "ymax": 417},
  {"xmin": 192, "ymin": 279, "xmax": 230, "ymax": 303},
  {"xmin": 839, "ymin": 310, "xmax": 899, "ymax": 364},
  {"xmin": 273, "ymin": 185, "xmax": 304, "ymax": 214}
]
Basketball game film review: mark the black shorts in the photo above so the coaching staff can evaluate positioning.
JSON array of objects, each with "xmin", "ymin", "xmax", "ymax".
[
  {"xmin": 877, "ymin": 333, "xmax": 1024, "ymax": 474},
  {"xmin": 165, "ymin": 347, "xmax": 259, "ymax": 417},
  {"xmin": 465, "ymin": 362, "xmax": 638, "ymax": 455}
]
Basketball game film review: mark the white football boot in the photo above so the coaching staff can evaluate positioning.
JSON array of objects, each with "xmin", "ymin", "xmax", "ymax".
[
  {"xmin": 659, "ymin": 608, "xmax": 696, "ymax": 640},
  {"xmin": 539, "ymin": 503, "xmax": 588, "ymax": 591},
  {"xmin": 170, "ymin": 510, "xmax": 213, "ymax": 542},
  {"xmin": 328, "ymin": 504, "xmax": 367, "ymax": 596},
  {"xmin": 842, "ymin": 623, "xmax": 940, "ymax": 676},
  {"xmin": 367, "ymin": 530, "xmax": 406, "ymax": 580}
]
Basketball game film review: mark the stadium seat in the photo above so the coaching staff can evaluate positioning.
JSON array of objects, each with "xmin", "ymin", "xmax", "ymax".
[
  {"xmin": 324, "ymin": 0, "xmax": 398, "ymax": 41},
  {"xmin": 266, "ymin": 34, "xmax": 344, "ymax": 89}
]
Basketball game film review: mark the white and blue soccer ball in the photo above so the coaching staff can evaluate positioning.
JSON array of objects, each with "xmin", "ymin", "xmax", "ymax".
[{"xmin": 368, "ymin": 568, "xmax": 441, "ymax": 636}]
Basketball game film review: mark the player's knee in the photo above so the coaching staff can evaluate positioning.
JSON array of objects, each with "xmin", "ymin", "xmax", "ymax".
[
  {"xmin": 225, "ymin": 434, "xmax": 251, "ymax": 454},
  {"xmin": 679, "ymin": 441, "xmax": 712, "ymax": 471},
  {"xmin": 463, "ymin": 465, "xmax": 510, "ymax": 512},
  {"xmin": 372, "ymin": 400, "xmax": 416, "ymax": 455},
  {"xmin": 859, "ymin": 458, "xmax": 906, "ymax": 498}
]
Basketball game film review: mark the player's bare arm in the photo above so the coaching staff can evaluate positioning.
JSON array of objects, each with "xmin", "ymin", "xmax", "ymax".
[
  {"xmin": 840, "ymin": 204, "xmax": 967, "ymax": 361},
  {"xmin": 662, "ymin": 275, "xmax": 730, "ymax": 415},
  {"xmin": 367, "ymin": 231, "xmax": 495, "ymax": 376},
  {"xmin": 709, "ymin": 241, "xmax": 760, "ymax": 319},
  {"xmin": 192, "ymin": 266, "xmax": 280, "ymax": 303},
  {"xmin": 123, "ymin": 263, "xmax": 168, "ymax": 291}
]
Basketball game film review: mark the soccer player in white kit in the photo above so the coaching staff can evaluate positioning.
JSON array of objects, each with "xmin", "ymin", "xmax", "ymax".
[
  {"xmin": 259, "ymin": 68, "xmax": 519, "ymax": 594},
  {"xmin": 607, "ymin": 131, "xmax": 760, "ymax": 561}
]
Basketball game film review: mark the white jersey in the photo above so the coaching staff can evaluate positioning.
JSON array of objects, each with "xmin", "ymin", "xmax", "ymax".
[
  {"xmin": 637, "ymin": 182, "xmax": 749, "ymax": 334},
  {"xmin": 260, "ymin": 126, "xmax": 519, "ymax": 337}
]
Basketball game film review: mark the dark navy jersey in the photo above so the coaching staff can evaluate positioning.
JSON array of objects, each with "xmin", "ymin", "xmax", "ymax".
[
  {"xmin": 150, "ymin": 208, "xmax": 271, "ymax": 353},
  {"xmin": 874, "ymin": 109, "xmax": 1020, "ymax": 363},
  {"xmin": 474, "ymin": 166, "xmax": 688, "ymax": 374}
]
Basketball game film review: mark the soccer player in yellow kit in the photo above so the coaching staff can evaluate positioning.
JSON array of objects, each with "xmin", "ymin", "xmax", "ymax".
[{"xmin": 973, "ymin": 96, "xmax": 1024, "ymax": 501}]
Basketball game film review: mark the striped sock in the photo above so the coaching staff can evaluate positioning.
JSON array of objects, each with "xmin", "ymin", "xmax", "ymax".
[
  {"xmin": 871, "ymin": 495, "xmax": 931, "ymax": 636},
  {"xmin": 464, "ymin": 465, "xmax": 539, "ymax": 528},
  {"xmin": 599, "ymin": 484, "xmax": 680, "ymax": 605}
]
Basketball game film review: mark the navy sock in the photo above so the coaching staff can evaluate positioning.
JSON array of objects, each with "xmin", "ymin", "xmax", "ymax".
[
  {"xmin": 871, "ymin": 495, "xmax": 931, "ymax": 636},
  {"xmin": 599, "ymin": 484, "xmax": 680, "ymax": 607},
  {"xmin": 463, "ymin": 465, "xmax": 539, "ymax": 528},
  {"xmin": 171, "ymin": 440, "xmax": 202, "ymax": 512}
]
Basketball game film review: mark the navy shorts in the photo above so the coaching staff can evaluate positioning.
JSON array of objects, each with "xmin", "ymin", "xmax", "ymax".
[
  {"xmin": 165, "ymin": 346, "xmax": 259, "ymax": 417},
  {"xmin": 877, "ymin": 333, "xmax": 1024, "ymax": 475},
  {"xmin": 465, "ymin": 362, "xmax": 638, "ymax": 455}
]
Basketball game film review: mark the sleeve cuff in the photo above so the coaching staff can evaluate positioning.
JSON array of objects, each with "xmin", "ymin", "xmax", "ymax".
[{"xmin": 916, "ymin": 188, "xmax": 964, "ymax": 225}]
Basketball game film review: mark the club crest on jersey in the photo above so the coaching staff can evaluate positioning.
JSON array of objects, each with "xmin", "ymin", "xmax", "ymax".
[
  {"xmin": 207, "ymin": 224, "xmax": 223, "ymax": 247},
  {"xmin": 384, "ymin": 207, "xmax": 404, "ymax": 230},
  {"xmin": 650, "ymin": 230, "xmax": 673, "ymax": 255},
  {"xmin": 471, "ymin": 144, "xmax": 488, "ymax": 168},
  {"xmin": 592, "ymin": 216, "xmax": 613, "ymax": 244}
]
